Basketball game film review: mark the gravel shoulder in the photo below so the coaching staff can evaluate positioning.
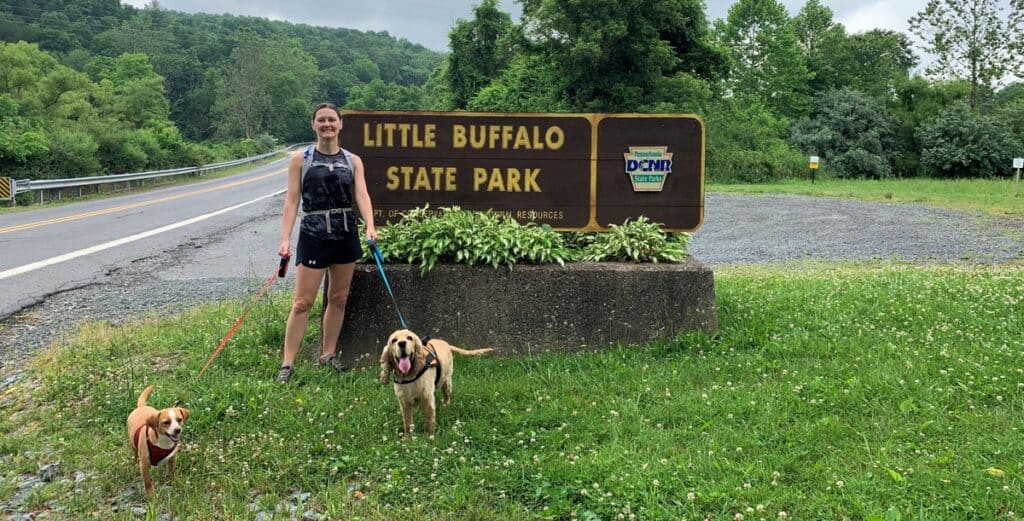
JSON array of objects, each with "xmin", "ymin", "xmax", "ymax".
[{"xmin": 2, "ymin": 193, "xmax": 1023, "ymax": 378}]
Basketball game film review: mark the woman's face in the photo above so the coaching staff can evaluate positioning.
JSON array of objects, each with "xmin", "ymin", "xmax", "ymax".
[{"xmin": 312, "ymin": 108, "xmax": 342, "ymax": 140}]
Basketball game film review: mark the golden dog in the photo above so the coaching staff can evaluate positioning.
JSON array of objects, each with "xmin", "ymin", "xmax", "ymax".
[
  {"xmin": 126, "ymin": 385, "xmax": 190, "ymax": 498},
  {"xmin": 379, "ymin": 329, "xmax": 493, "ymax": 437}
]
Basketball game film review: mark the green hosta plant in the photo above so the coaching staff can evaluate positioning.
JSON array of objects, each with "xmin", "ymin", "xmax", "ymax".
[
  {"xmin": 368, "ymin": 205, "xmax": 577, "ymax": 273},
  {"xmin": 579, "ymin": 216, "xmax": 689, "ymax": 262}
]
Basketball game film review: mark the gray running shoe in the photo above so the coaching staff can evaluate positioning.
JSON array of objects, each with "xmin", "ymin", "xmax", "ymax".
[{"xmin": 276, "ymin": 365, "xmax": 294, "ymax": 383}]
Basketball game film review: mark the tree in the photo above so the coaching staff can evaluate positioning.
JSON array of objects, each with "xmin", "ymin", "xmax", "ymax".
[
  {"xmin": 716, "ymin": 0, "xmax": 812, "ymax": 118},
  {"xmin": 0, "ymin": 41, "xmax": 212, "ymax": 178},
  {"xmin": 0, "ymin": 95, "xmax": 48, "ymax": 162},
  {"xmin": 519, "ymin": 0, "xmax": 722, "ymax": 112},
  {"xmin": 889, "ymin": 77, "xmax": 974, "ymax": 177},
  {"xmin": 467, "ymin": 54, "xmax": 566, "ymax": 112},
  {"xmin": 93, "ymin": 9, "xmax": 204, "ymax": 129},
  {"xmin": 317, "ymin": 65, "xmax": 360, "ymax": 107},
  {"xmin": 789, "ymin": 89, "xmax": 899, "ymax": 178},
  {"xmin": 92, "ymin": 53, "xmax": 170, "ymax": 129},
  {"xmin": 793, "ymin": 0, "xmax": 845, "ymax": 96},
  {"xmin": 37, "ymin": 12, "xmax": 79, "ymax": 53},
  {"xmin": 211, "ymin": 31, "xmax": 316, "ymax": 141},
  {"xmin": 445, "ymin": 0, "xmax": 514, "ymax": 109},
  {"xmin": 350, "ymin": 57, "xmax": 381, "ymax": 83},
  {"xmin": 917, "ymin": 100, "xmax": 1021, "ymax": 177},
  {"xmin": 909, "ymin": 0, "xmax": 1024, "ymax": 108},
  {"xmin": 838, "ymin": 31, "xmax": 917, "ymax": 98},
  {"xmin": 992, "ymin": 82, "xmax": 1024, "ymax": 136},
  {"xmin": 793, "ymin": 0, "xmax": 841, "ymax": 57},
  {"xmin": 705, "ymin": 99, "xmax": 805, "ymax": 182},
  {"xmin": 343, "ymin": 79, "xmax": 424, "ymax": 110},
  {"xmin": 420, "ymin": 61, "xmax": 455, "ymax": 110}
]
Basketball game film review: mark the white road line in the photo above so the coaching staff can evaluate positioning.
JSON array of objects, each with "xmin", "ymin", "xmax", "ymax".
[{"xmin": 0, "ymin": 190, "xmax": 285, "ymax": 281}]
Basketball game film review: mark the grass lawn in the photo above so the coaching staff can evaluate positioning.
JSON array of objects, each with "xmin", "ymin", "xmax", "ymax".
[
  {"xmin": 709, "ymin": 178, "xmax": 1024, "ymax": 218},
  {"xmin": 1, "ymin": 262, "xmax": 1022, "ymax": 520}
]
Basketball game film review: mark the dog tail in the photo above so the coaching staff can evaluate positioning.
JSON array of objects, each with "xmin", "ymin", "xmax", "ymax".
[
  {"xmin": 137, "ymin": 385, "xmax": 154, "ymax": 407},
  {"xmin": 449, "ymin": 346, "xmax": 495, "ymax": 357}
]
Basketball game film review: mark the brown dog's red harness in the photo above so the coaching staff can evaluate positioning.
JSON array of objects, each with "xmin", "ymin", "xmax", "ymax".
[{"xmin": 133, "ymin": 426, "xmax": 176, "ymax": 466}]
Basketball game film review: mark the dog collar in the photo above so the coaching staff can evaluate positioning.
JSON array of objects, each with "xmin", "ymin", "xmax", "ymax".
[
  {"xmin": 393, "ymin": 344, "xmax": 440, "ymax": 386},
  {"xmin": 134, "ymin": 425, "xmax": 177, "ymax": 466}
]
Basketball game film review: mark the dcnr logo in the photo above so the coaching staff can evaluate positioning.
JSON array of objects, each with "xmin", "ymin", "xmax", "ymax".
[{"xmin": 623, "ymin": 146, "xmax": 673, "ymax": 192}]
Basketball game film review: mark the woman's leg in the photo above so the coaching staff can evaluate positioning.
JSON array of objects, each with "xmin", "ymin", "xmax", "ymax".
[
  {"xmin": 282, "ymin": 264, "xmax": 326, "ymax": 367},
  {"xmin": 320, "ymin": 262, "xmax": 355, "ymax": 358}
]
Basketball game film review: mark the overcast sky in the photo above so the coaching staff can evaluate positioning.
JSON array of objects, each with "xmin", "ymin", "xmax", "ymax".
[{"xmin": 121, "ymin": 1, "xmax": 929, "ymax": 53}]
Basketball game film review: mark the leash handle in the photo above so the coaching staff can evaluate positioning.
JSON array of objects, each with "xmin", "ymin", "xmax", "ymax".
[
  {"xmin": 367, "ymin": 240, "xmax": 408, "ymax": 329},
  {"xmin": 278, "ymin": 255, "xmax": 291, "ymax": 278}
]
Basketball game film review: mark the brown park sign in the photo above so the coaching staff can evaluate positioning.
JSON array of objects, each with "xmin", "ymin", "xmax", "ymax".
[{"xmin": 340, "ymin": 111, "xmax": 704, "ymax": 231}]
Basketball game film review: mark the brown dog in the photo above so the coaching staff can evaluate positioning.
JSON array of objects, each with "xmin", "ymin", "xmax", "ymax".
[
  {"xmin": 379, "ymin": 329, "xmax": 493, "ymax": 437},
  {"xmin": 126, "ymin": 385, "xmax": 190, "ymax": 498}
]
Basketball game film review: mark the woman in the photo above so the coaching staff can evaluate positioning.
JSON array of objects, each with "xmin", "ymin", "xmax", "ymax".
[{"xmin": 276, "ymin": 103, "xmax": 377, "ymax": 382}]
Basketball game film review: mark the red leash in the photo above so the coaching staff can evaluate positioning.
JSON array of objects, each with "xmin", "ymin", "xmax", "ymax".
[{"xmin": 199, "ymin": 256, "xmax": 290, "ymax": 377}]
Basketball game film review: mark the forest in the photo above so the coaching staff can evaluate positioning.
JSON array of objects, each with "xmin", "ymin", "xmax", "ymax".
[{"xmin": 1, "ymin": 0, "xmax": 1022, "ymax": 182}]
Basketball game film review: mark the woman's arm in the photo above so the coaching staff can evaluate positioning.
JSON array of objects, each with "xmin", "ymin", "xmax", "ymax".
[
  {"xmin": 279, "ymin": 151, "xmax": 304, "ymax": 257},
  {"xmin": 351, "ymin": 152, "xmax": 377, "ymax": 242}
]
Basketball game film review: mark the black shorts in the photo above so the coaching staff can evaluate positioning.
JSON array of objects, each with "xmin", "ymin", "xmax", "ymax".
[{"xmin": 295, "ymin": 231, "xmax": 361, "ymax": 268}]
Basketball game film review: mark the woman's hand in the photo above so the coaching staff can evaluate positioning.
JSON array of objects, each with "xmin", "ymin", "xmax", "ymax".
[
  {"xmin": 365, "ymin": 224, "xmax": 377, "ymax": 243},
  {"xmin": 278, "ymin": 238, "xmax": 291, "ymax": 258}
]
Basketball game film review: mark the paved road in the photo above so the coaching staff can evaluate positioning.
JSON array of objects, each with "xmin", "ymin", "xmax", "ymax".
[{"xmin": 0, "ymin": 158, "xmax": 290, "ymax": 319}]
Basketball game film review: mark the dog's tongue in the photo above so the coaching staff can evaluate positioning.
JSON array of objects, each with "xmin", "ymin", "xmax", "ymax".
[{"xmin": 398, "ymin": 357, "xmax": 412, "ymax": 373}]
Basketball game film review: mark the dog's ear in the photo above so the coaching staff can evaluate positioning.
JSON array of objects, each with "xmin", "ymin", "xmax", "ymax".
[
  {"xmin": 379, "ymin": 343, "xmax": 393, "ymax": 384},
  {"xmin": 146, "ymin": 412, "xmax": 160, "ymax": 432},
  {"xmin": 177, "ymin": 407, "xmax": 191, "ymax": 423},
  {"xmin": 413, "ymin": 333, "xmax": 424, "ymax": 356}
]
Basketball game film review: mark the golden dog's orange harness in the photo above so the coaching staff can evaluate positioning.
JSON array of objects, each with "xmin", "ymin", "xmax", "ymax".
[
  {"xmin": 393, "ymin": 342, "xmax": 440, "ymax": 386},
  {"xmin": 133, "ymin": 426, "xmax": 176, "ymax": 466}
]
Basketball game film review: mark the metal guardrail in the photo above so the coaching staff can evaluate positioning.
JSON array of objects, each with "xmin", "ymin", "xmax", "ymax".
[{"xmin": 9, "ymin": 147, "xmax": 296, "ymax": 204}]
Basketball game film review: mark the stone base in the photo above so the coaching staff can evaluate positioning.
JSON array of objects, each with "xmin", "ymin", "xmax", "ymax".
[{"xmin": 337, "ymin": 258, "xmax": 718, "ymax": 366}]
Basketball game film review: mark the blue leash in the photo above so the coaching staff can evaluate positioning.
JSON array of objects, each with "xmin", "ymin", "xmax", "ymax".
[{"xmin": 367, "ymin": 240, "xmax": 408, "ymax": 329}]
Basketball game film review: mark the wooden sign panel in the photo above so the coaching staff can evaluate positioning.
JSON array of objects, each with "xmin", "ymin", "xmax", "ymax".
[
  {"xmin": 341, "ymin": 111, "xmax": 704, "ymax": 231},
  {"xmin": 595, "ymin": 115, "xmax": 704, "ymax": 230}
]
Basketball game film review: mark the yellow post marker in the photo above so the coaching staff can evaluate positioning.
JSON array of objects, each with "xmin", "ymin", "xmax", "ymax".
[{"xmin": 808, "ymin": 155, "xmax": 819, "ymax": 184}]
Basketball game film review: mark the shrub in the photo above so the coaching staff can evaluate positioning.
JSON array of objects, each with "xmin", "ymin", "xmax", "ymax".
[
  {"xmin": 917, "ymin": 101, "xmax": 1021, "ymax": 178},
  {"xmin": 368, "ymin": 206, "xmax": 577, "ymax": 274},
  {"xmin": 366, "ymin": 207, "xmax": 689, "ymax": 273},
  {"xmin": 705, "ymin": 100, "xmax": 805, "ymax": 182},
  {"xmin": 788, "ymin": 88, "xmax": 899, "ymax": 179},
  {"xmin": 577, "ymin": 216, "xmax": 689, "ymax": 263}
]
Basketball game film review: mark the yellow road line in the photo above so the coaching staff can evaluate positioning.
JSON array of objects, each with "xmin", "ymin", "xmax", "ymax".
[{"xmin": 0, "ymin": 169, "xmax": 285, "ymax": 235}]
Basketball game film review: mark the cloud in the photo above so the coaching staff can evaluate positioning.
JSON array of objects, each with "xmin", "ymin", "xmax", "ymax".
[
  {"xmin": 122, "ymin": 0, "xmax": 522, "ymax": 51},
  {"xmin": 838, "ymin": 1, "xmax": 914, "ymax": 34}
]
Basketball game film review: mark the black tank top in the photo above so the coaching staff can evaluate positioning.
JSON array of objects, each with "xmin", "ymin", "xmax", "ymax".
[{"xmin": 300, "ymin": 149, "xmax": 356, "ymax": 239}]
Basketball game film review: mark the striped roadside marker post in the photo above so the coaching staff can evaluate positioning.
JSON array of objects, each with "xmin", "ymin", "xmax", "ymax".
[{"xmin": 0, "ymin": 177, "xmax": 13, "ymax": 207}]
